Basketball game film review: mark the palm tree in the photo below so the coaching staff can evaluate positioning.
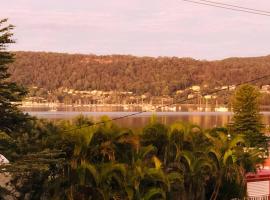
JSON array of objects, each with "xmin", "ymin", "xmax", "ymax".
[
  {"xmin": 66, "ymin": 160, "xmax": 128, "ymax": 200},
  {"xmin": 205, "ymin": 129, "xmax": 247, "ymax": 200},
  {"xmin": 168, "ymin": 121, "xmax": 206, "ymax": 163},
  {"xmin": 57, "ymin": 120, "xmax": 131, "ymax": 200},
  {"xmin": 179, "ymin": 150, "xmax": 213, "ymax": 200},
  {"xmin": 55, "ymin": 117, "xmax": 143, "ymax": 200},
  {"xmin": 127, "ymin": 146, "xmax": 183, "ymax": 200},
  {"xmin": 167, "ymin": 121, "xmax": 211, "ymax": 200},
  {"xmin": 141, "ymin": 120, "xmax": 210, "ymax": 200}
]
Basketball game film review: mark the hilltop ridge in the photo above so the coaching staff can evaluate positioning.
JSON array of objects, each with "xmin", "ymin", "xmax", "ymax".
[{"xmin": 9, "ymin": 51, "xmax": 270, "ymax": 96}]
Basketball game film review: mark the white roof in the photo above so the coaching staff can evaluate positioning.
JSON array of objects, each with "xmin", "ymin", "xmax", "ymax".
[{"xmin": 0, "ymin": 154, "xmax": 9, "ymax": 164}]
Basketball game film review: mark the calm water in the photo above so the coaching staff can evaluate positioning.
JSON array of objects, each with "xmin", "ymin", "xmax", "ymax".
[{"xmin": 24, "ymin": 110, "xmax": 270, "ymax": 129}]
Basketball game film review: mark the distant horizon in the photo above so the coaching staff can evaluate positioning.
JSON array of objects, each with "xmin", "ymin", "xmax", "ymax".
[{"xmin": 11, "ymin": 50, "xmax": 270, "ymax": 61}]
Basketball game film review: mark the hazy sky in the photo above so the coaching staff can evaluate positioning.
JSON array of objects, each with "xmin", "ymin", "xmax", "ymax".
[{"xmin": 1, "ymin": 0, "xmax": 270, "ymax": 60}]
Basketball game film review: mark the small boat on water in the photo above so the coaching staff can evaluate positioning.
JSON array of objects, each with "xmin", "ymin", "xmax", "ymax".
[
  {"xmin": 215, "ymin": 107, "xmax": 228, "ymax": 112},
  {"xmin": 197, "ymin": 106, "xmax": 204, "ymax": 111},
  {"xmin": 123, "ymin": 105, "xmax": 129, "ymax": 111},
  {"xmin": 168, "ymin": 106, "xmax": 177, "ymax": 111}
]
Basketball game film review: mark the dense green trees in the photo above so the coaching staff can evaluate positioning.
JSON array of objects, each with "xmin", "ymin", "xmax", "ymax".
[
  {"xmin": 8, "ymin": 51, "xmax": 270, "ymax": 97},
  {"xmin": 1, "ymin": 115, "xmax": 261, "ymax": 200},
  {"xmin": 0, "ymin": 19, "xmax": 66, "ymax": 199},
  {"xmin": 0, "ymin": 19, "xmax": 29, "ymax": 134},
  {"xmin": 231, "ymin": 84, "xmax": 268, "ymax": 149}
]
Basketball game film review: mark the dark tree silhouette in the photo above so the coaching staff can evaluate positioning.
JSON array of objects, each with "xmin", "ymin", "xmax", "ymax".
[{"xmin": 0, "ymin": 19, "xmax": 29, "ymax": 134}]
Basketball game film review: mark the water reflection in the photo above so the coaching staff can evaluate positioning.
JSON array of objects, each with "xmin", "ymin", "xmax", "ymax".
[
  {"xmin": 21, "ymin": 104, "xmax": 270, "ymax": 129},
  {"xmin": 25, "ymin": 111, "xmax": 270, "ymax": 129}
]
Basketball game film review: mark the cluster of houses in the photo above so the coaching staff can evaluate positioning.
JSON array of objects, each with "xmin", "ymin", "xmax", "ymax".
[
  {"xmin": 175, "ymin": 85, "xmax": 236, "ymax": 100},
  {"xmin": 20, "ymin": 84, "xmax": 270, "ymax": 108},
  {"xmin": 261, "ymin": 85, "xmax": 270, "ymax": 94},
  {"xmin": 62, "ymin": 88, "xmax": 133, "ymax": 96}
]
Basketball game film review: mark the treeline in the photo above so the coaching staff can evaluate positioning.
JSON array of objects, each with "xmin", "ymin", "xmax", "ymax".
[{"xmin": 8, "ymin": 51, "xmax": 270, "ymax": 96}]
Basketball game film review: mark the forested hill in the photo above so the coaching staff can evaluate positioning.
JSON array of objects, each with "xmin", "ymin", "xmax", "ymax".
[{"xmin": 8, "ymin": 51, "xmax": 270, "ymax": 96}]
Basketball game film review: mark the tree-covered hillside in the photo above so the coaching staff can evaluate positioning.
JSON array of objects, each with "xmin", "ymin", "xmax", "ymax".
[{"xmin": 8, "ymin": 51, "xmax": 270, "ymax": 96}]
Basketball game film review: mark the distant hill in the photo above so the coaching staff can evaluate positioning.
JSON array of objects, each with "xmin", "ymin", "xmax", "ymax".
[{"xmin": 8, "ymin": 51, "xmax": 270, "ymax": 96}]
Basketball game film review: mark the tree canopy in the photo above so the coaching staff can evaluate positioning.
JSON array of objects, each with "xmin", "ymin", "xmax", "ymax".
[
  {"xmin": 8, "ymin": 51, "xmax": 270, "ymax": 97},
  {"xmin": 230, "ymin": 84, "xmax": 268, "ymax": 149},
  {"xmin": 1, "ymin": 116, "xmax": 262, "ymax": 200},
  {"xmin": 0, "ymin": 19, "xmax": 29, "ymax": 134}
]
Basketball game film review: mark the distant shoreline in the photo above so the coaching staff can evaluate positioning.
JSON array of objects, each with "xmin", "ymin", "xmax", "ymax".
[{"xmin": 19, "ymin": 102, "xmax": 270, "ymax": 113}]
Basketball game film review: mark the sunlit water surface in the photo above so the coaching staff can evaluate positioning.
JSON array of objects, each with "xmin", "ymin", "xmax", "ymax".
[{"xmin": 22, "ymin": 106, "xmax": 270, "ymax": 129}]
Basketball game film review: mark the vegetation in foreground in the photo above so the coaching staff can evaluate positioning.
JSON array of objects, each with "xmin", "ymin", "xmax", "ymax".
[
  {"xmin": 0, "ymin": 115, "xmax": 267, "ymax": 200},
  {"xmin": 0, "ymin": 19, "xmax": 269, "ymax": 200}
]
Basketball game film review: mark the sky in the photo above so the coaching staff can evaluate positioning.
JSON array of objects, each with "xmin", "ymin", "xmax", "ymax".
[{"xmin": 1, "ymin": 0, "xmax": 270, "ymax": 60}]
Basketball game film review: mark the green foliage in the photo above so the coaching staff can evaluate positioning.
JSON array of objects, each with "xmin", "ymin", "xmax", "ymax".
[
  {"xmin": 24, "ymin": 117, "xmax": 263, "ymax": 200},
  {"xmin": 142, "ymin": 122, "xmax": 169, "ymax": 160},
  {"xmin": 74, "ymin": 114, "xmax": 93, "ymax": 127},
  {"xmin": 0, "ymin": 112, "xmax": 266, "ymax": 200},
  {"xmin": 231, "ymin": 84, "xmax": 268, "ymax": 149},
  {"xmin": 0, "ymin": 19, "xmax": 30, "ymax": 135}
]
